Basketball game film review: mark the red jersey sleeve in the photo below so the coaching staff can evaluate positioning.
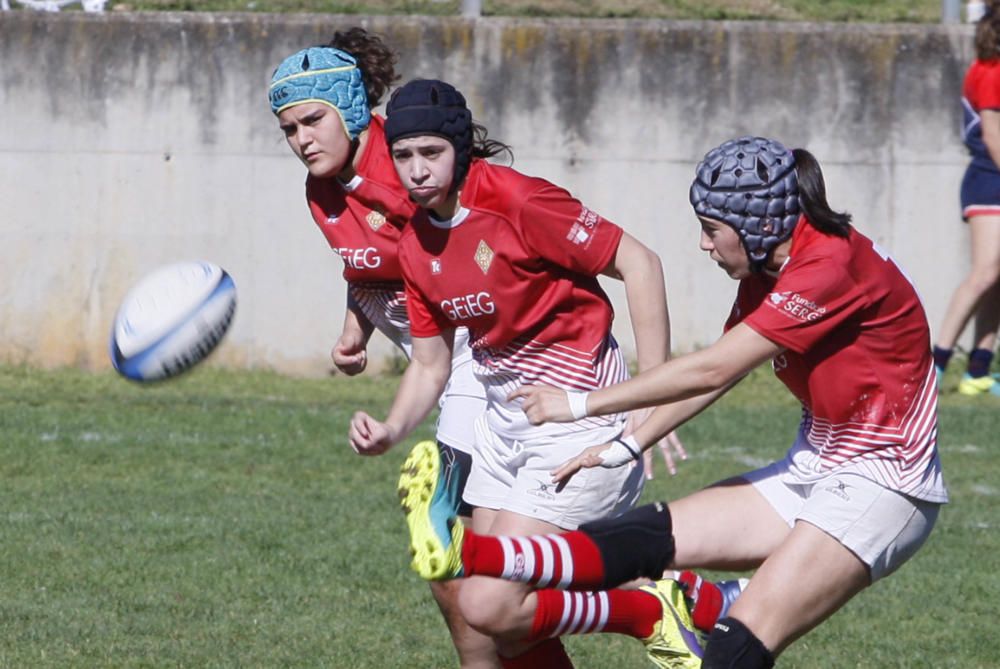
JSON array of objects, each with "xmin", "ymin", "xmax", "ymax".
[
  {"xmin": 742, "ymin": 257, "xmax": 871, "ymax": 354},
  {"xmin": 516, "ymin": 183, "xmax": 624, "ymax": 277},
  {"xmin": 968, "ymin": 60, "xmax": 1000, "ymax": 111}
]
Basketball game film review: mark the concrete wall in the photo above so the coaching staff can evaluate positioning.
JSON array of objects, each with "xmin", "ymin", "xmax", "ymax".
[{"xmin": 0, "ymin": 12, "xmax": 976, "ymax": 376}]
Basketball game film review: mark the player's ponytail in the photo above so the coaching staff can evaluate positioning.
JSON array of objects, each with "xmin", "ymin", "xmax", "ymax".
[
  {"xmin": 793, "ymin": 148, "xmax": 852, "ymax": 239},
  {"xmin": 472, "ymin": 122, "xmax": 514, "ymax": 165},
  {"xmin": 327, "ymin": 28, "xmax": 399, "ymax": 108}
]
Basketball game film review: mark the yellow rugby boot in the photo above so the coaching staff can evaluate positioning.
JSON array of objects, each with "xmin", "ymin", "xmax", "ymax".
[
  {"xmin": 397, "ymin": 441, "xmax": 465, "ymax": 580},
  {"xmin": 640, "ymin": 578, "xmax": 704, "ymax": 669},
  {"xmin": 957, "ymin": 373, "xmax": 1000, "ymax": 396}
]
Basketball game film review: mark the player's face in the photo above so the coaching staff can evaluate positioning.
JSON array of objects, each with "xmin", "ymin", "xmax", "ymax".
[
  {"xmin": 278, "ymin": 103, "xmax": 353, "ymax": 179},
  {"xmin": 391, "ymin": 136, "xmax": 458, "ymax": 217},
  {"xmin": 698, "ymin": 217, "xmax": 751, "ymax": 279}
]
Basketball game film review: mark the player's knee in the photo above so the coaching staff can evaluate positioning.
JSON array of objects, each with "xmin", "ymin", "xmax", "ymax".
[
  {"xmin": 579, "ymin": 501, "xmax": 675, "ymax": 588},
  {"xmin": 702, "ymin": 617, "xmax": 775, "ymax": 669},
  {"xmin": 968, "ymin": 268, "xmax": 1000, "ymax": 294},
  {"xmin": 457, "ymin": 579, "xmax": 522, "ymax": 637}
]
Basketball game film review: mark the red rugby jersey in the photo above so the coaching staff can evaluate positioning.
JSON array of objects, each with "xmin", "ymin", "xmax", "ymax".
[
  {"xmin": 305, "ymin": 115, "xmax": 415, "ymax": 351},
  {"xmin": 726, "ymin": 221, "xmax": 946, "ymax": 502},
  {"xmin": 399, "ymin": 161, "xmax": 629, "ymax": 439}
]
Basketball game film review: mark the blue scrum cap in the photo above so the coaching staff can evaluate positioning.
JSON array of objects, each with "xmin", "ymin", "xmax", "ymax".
[
  {"xmin": 384, "ymin": 79, "xmax": 474, "ymax": 193},
  {"xmin": 689, "ymin": 136, "xmax": 801, "ymax": 272},
  {"xmin": 268, "ymin": 47, "xmax": 371, "ymax": 140}
]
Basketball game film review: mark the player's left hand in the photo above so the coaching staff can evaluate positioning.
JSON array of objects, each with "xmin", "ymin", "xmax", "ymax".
[
  {"xmin": 508, "ymin": 384, "xmax": 574, "ymax": 424},
  {"xmin": 551, "ymin": 443, "xmax": 614, "ymax": 486},
  {"xmin": 348, "ymin": 411, "xmax": 395, "ymax": 456},
  {"xmin": 625, "ymin": 407, "xmax": 687, "ymax": 477}
]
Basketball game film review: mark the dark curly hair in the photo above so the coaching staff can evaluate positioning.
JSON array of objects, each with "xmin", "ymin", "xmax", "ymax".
[
  {"xmin": 326, "ymin": 27, "xmax": 399, "ymax": 108},
  {"xmin": 472, "ymin": 122, "xmax": 514, "ymax": 164},
  {"xmin": 975, "ymin": 0, "xmax": 1000, "ymax": 60}
]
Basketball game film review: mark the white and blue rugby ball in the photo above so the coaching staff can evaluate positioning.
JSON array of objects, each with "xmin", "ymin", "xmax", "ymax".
[{"xmin": 110, "ymin": 260, "xmax": 237, "ymax": 382}]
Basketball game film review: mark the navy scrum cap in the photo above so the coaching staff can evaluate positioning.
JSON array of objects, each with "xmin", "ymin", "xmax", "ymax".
[
  {"xmin": 385, "ymin": 79, "xmax": 474, "ymax": 193},
  {"xmin": 689, "ymin": 136, "xmax": 801, "ymax": 272}
]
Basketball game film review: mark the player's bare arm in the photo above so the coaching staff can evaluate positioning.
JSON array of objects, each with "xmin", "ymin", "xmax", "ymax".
[
  {"xmin": 552, "ymin": 384, "xmax": 732, "ymax": 485},
  {"xmin": 602, "ymin": 231, "xmax": 690, "ymax": 474},
  {"xmin": 511, "ymin": 323, "xmax": 784, "ymax": 424},
  {"xmin": 348, "ymin": 331, "xmax": 454, "ymax": 454},
  {"xmin": 602, "ymin": 231, "xmax": 670, "ymax": 371},
  {"xmin": 332, "ymin": 297, "xmax": 376, "ymax": 375}
]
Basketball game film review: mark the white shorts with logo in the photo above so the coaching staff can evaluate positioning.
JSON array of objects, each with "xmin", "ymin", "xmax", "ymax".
[
  {"xmin": 463, "ymin": 415, "xmax": 646, "ymax": 530},
  {"xmin": 743, "ymin": 460, "xmax": 941, "ymax": 582}
]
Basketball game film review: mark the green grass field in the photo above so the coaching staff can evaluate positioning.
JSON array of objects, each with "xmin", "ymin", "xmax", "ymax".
[{"xmin": 1, "ymin": 363, "xmax": 997, "ymax": 667}]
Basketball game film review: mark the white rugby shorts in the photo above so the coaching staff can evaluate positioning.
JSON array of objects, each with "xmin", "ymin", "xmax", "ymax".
[
  {"xmin": 743, "ymin": 461, "xmax": 940, "ymax": 582},
  {"xmin": 435, "ymin": 349, "xmax": 486, "ymax": 454},
  {"xmin": 463, "ymin": 414, "xmax": 646, "ymax": 530}
]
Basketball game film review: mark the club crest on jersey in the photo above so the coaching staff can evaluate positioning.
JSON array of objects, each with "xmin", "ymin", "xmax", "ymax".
[
  {"xmin": 430, "ymin": 258, "xmax": 442, "ymax": 275},
  {"xmin": 366, "ymin": 210, "xmax": 386, "ymax": 231},
  {"xmin": 475, "ymin": 240, "xmax": 494, "ymax": 274}
]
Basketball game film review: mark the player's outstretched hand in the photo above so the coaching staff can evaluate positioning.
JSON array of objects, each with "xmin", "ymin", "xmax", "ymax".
[
  {"xmin": 624, "ymin": 407, "xmax": 687, "ymax": 478},
  {"xmin": 508, "ymin": 384, "xmax": 574, "ymax": 424},
  {"xmin": 332, "ymin": 331, "xmax": 368, "ymax": 376},
  {"xmin": 551, "ymin": 443, "xmax": 615, "ymax": 487},
  {"xmin": 348, "ymin": 411, "xmax": 394, "ymax": 456}
]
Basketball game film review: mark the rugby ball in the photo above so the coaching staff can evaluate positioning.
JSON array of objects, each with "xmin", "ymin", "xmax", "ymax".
[{"xmin": 110, "ymin": 260, "xmax": 237, "ymax": 382}]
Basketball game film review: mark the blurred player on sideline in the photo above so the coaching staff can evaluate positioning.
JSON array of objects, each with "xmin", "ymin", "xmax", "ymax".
[
  {"xmin": 933, "ymin": 0, "xmax": 1000, "ymax": 395},
  {"xmin": 400, "ymin": 136, "xmax": 947, "ymax": 669},
  {"xmin": 269, "ymin": 31, "xmax": 495, "ymax": 668},
  {"xmin": 349, "ymin": 78, "xmax": 679, "ymax": 668}
]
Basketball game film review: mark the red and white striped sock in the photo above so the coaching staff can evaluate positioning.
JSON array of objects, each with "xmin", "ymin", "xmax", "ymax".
[
  {"xmin": 462, "ymin": 529, "xmax": 606, "ymax": 589},
  {"xmin": 528, "ymin": 588, "xmax": 662, "ymax": 640}
]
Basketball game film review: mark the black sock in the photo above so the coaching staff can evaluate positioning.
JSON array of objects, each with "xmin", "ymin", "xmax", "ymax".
[
  {"xmin": 702, "ymin": 617, "xmax": 775, "ymax": 669},
  {"xmin": 968, "ymin": 348, "xmax": 994, "ymax": 378},
  {"xmin": 932, "ymin": 346, "xmax": 953, "ymax": 372},
  {"xmin": 579, "ymin": 501, "xmax": 674, "ymax": 589}
]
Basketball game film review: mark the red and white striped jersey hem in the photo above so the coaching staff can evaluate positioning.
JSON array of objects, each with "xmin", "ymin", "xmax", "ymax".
[
  {"xmin": 791, "ymin": 363, "xmax": 947, "ymax": 503},
  {"xmin": 349, "ymin": 281, "xmax": 412, "ymax": 356},
  {"xmin": 475, "ymin": 333, "xmax": 629, "ymax": 440}
]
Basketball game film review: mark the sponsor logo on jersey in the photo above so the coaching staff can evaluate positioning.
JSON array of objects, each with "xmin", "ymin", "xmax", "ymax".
[
  {"xmin": 475, "ymin": 240, "xmax": 494, "ymax": 274},
  {"xmin": 767, "ymin": 291, "xmax": 827, "ymax": 322},
  {"xmin": 567, "ymin": 207, "xmax": 600, "ymax": 247},
  {"xmin": 441, "ymin": 291, "xmax": 495, "ymax": 321},
  {"xmin": 430, "ymin": 258, "xmax": 442, "ymax": 275},
  {"xmin": 366, "ymin": 210, "xmax": 386, "ymax": 231},
  {"xmin": 334, "ymin": 247, "xmax": 382, "ymax": 270}
]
